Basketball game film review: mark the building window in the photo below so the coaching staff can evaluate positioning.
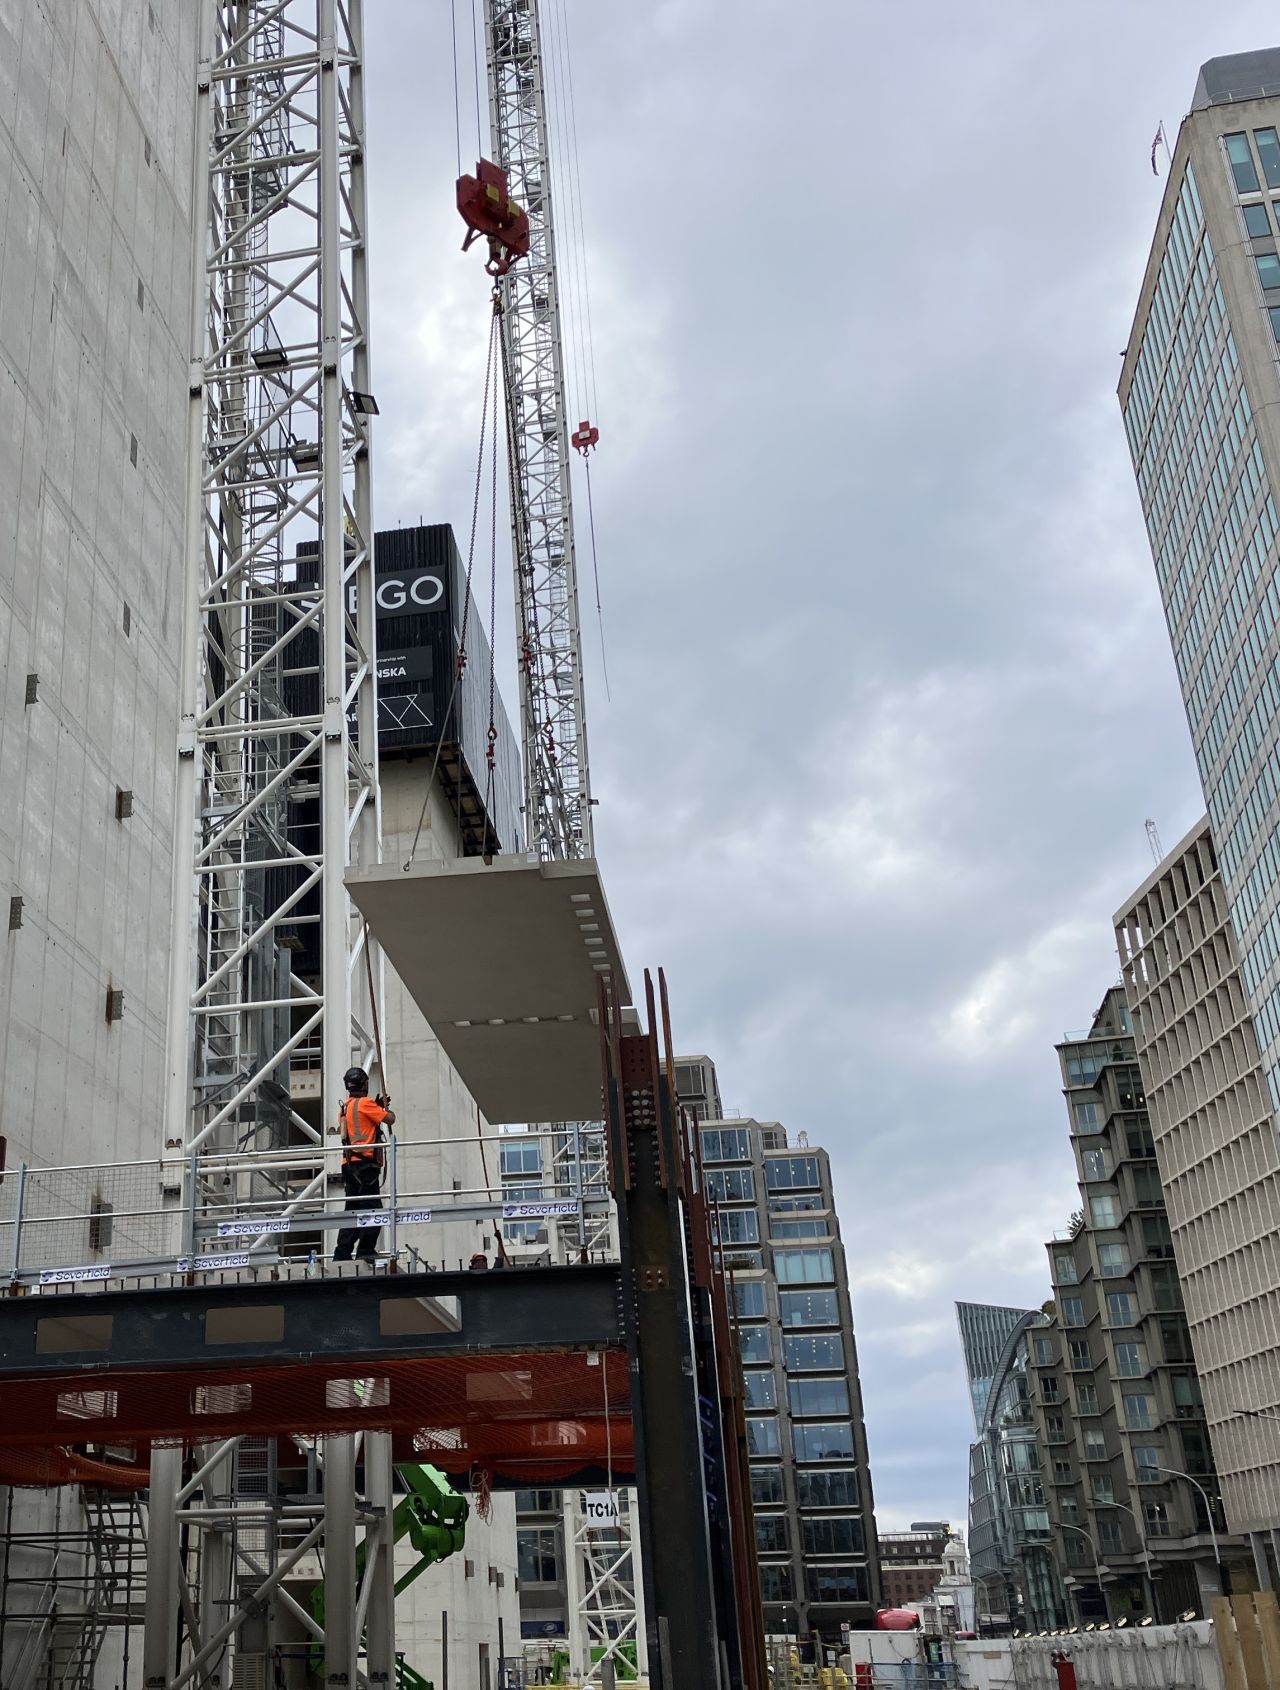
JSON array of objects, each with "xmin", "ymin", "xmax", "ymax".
[
  {"xmin": 1126, "ymin": 1120, "xmax": 1155, "ymax": 1158},
  {"xmin": 716, "ymin": 1209, "xmax": 760, "ymax": 1246},
  {"xmin": 746, "ymin": 1417, "xmax": 780, "ymax": 1457},
  {"xmin": 796, "ymin": 1469, "xmax": 859, "ymax": 1508},
  {"xmin": 1083, "ymin": 1430, "xmax": 1107, "ymax": 1461},
  {"xmin": 743, "ymin": 1371, "xmax": 778, "ymax": 1410},
  {"xmin": 768, "ymin": 1194, "xmax": 822, "ymax": 1214},
  {"xmin": 1256, "ymin": 127, "xmax": 1280, "ymax": 188},
  {"xmin": 793, "ymin": 1422, "xmax": 855, "ymax": 1462},
  {"xmin": 1061, "ymin": 1297, "xmax": 1085, "ymax": 1327},
  {"xmin": 1133, "ymin": 1166, "xmax": 1164, "ymax": 1207},
  {"xmin": 1081, "ymin": 1149, "xmax": 1108, "ymax": 1181},
  {"xmin": 759, "ymin": 1563, "xmax": 794, "ymax": 1603},
  {"xmin": 788, "ymin": 1377, "xmax": 850, "ymax": 1418},
  {"xmin": 1090, "ymin": 1195, "xmax": 1120, "ymax": 1228},
  {"xmin": 765, "ymin": 1155, "xmax": 820, "ymax": 1191},
  {"xmin": 514, "ymin": 1489, "xmax": 559, "ymax": 1513},
  {"xmin": 1124, "ymin": 1392, "xmax": 1155, "ymax": 1430},
  {"xmin": 739, "ymin": 1327, "xmax": 772, "ymax": 1365},
  {"xmin": 517, "ymin": 1528, "xmax": 561, "ymax": 1584},
  {"xmin": 1091, "ymin": 1473, "xmax": 1115, "ymax": 1505},
  {"xmin": 500, "ymin": 1141, "xmax": 542, "ymax": 1178},
  {"xmin": 751, "ymin": 1466, "xmax": 784, "ymax": 1505},
  {"xmin": 778, "ymin": 1290, "xmax": 838, "ymax": 1328},
  {"xmin": 784, "ymin": 1333, "xmax": 844, "ymax": 1372},
  {"xmin": 1107, "ymin": 1291, "xmax": 1137, "ymax": 1326},
  {"xmin": 1144, "ymin": 1499, "xmax": 1172, "ymax": 1537},
  {"xmin": 1133, "ymin": 1445, "xmax": 1161, "ymax": 1483},
  {"xmin": 1098, "ymin": 1517, "xmax": 1123, "ymax": 1553},
  {"xmin": 770, "ymin": 1218, "xmax": 829, "ymax": 1240},
  {"xmin": 1075, "ymin": 1384, "xmax": 1099, "ymax": 1416},
  {"xmin": 1114, "ymin": 1341, "xmax": 1146, "ymax": 1377},
  {"xmin": 1073, "ymin": 1101, "xmax": 1099, "ymax": 1130},
  {"xmin": 801, "ymin": 1516, "xmax": 864, "ymax": 1556},
  {"xmin": 1098, "ymin": 1243, "xmax": 1130, "ymax": 1278},
  {"xmin": 755, "ymin": 1515, "xmax": 789, "ymax": 1554},
  {"xmin": 1160, "ymin": 1318, "xmax": 1193, "ymax": 1362},
  {"xmin": 1033, "ymin": 1336, "xmax": 1055, "ymax": 1365},
  {"xmin": 734, "ymin": 1281, "xmax": 767, "ymax": 1320},
  {"xmin": 701, "ymin": 1127, "xmax": 752, "ymax": 1163},
  {"xmin": 1172, "ymin": 1374, "xmax": 1203, "ymax": 1414},
  {"xmin": 1258, "ymin": 253, "xmax": 1280, "ymax": 292},
  {"xmin": 1054, "ymin": 1253, "xmax": 1079, "ymax": 1285},
  {"xmin": 808, "ymin": 1566, "xmax": 869, "ymax": 1604},
  {"xmin": 1068, "ymin": 1339, "xmax": 1092, "ymax": 1371},
  {"xmin": 1052, "ymin": 1459, "xmax": 1072, "ymax": 1482},
  {"xmin": 705, "ymin": 1167, "xmax": 755, "ymax": 1203},
  {"xmin": 1040, "ymin": 1376, "xmax": 1060, "ymax": 1403},
  {"xmin": 774, "ymin": 1249, "xmax": 835, "ymax": 1285},
  {"xmin": 1245, "ymin": 201, "xmax": 1273, "ymax": 236}
]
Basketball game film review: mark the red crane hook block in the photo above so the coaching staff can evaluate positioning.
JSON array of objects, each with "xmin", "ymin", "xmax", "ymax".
[
  {"xmin": 571, "ymin": 420, "xmax": 600, "ymax": 456},
  {"xmin": 457, "ymin": 159, "xmax": 531, "ymax": 278}
]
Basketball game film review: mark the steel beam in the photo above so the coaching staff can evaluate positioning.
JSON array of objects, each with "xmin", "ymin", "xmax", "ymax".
[
  {"xmin": 603, "ymin": 980, "xmax": 724, "ymax": 1690},
  {"xmin": 0, "ymin": 1264, "xmax": 623, "ymax": 1377},
  {"xmin": 362, "ymin": 1432, "xmax": 397, "ymax": 1690},
  {"xmin": 323, "ymin": 1436, "xmax": 357, "ymax": 1690},
  {"xmin": 143, "ymin": 1445, "xmax": 184, "ymax": 1690}
]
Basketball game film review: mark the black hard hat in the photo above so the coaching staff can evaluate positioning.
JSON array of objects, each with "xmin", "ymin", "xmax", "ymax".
[{"xmin": 344, "ymin": 1066, "xmax": 369, "ymax": 1093}]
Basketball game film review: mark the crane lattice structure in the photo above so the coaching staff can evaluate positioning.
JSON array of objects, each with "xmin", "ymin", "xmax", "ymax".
[
  {"xmin": 147, "ymin": 7, "xmax": 391, "ymax": 1690},
  {"xmin": 483, "ymin": 4, "xmax": 639, "ymax": 1681},
  {"xmin": 165, "ymin": 0, "xmax": 382, "ymax": 1179},
  {"xmin": 487, "ymin": 0, "xmax": 594, "ymax": 866}
]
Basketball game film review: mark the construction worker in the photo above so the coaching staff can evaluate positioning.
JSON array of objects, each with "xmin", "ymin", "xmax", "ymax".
[{"xmin": 333, "ymin": 1066, "xmax": 395, "ymax": 1263}]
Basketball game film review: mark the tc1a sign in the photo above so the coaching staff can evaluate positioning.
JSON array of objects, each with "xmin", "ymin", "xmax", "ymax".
[{"xmin": 581, "ymin": 1490, "xmax": 621, "ymax": 1524}]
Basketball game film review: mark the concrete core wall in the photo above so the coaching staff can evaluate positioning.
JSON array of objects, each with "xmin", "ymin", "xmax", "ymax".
[{"xmin": 0, "ymin": 0, "xmax": 195, "ymax": 1171}]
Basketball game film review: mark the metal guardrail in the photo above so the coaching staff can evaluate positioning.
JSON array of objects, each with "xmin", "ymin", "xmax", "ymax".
[{"xmin": 0, "ymin": 1136, "xmax": 610, "ymax": 1289}]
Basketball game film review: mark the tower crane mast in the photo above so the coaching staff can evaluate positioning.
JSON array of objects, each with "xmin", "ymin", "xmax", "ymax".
[{"xmin": 484, "ymin": 0, "xmax": 594, "ymax": 862}]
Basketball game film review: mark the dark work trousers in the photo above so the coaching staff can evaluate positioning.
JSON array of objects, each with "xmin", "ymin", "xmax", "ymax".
[{"xmin": 334, "ymin": 1158, "xmax": 383, "ymax": 1260}]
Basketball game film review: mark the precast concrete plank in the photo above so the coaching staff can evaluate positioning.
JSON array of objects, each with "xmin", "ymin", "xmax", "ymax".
[{"xmin": 346, "ymin": 854, "xmax": 631, "ymax": 1123}]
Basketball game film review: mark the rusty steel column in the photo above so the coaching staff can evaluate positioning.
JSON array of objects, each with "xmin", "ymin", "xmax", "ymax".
[{"xmin": 601, "ymin": 971, "xmax": 726, "ymax": 1690}]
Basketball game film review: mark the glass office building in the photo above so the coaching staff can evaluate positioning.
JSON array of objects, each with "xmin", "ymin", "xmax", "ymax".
[
  {"xmin": 669, "ymin": 1079, "xmax": 880, "ymax": 1644},
  {"xmin": 1120, "ymin": 48, "xmax": 1280, "ymax": 1116}
]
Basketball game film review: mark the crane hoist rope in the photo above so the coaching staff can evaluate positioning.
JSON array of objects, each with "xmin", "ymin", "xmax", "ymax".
[{"xmin": 402, "ymin": 297, "xmax": 505, "ymax": 871}]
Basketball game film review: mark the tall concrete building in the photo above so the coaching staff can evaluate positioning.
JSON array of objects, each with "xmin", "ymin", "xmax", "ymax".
[
  {"xmin": 1116, "ymin": 817, "xmax": 1280, "ymax": 1564},
  {"xmin": 1119, "ymin": 48, "xmax": 1280, "ymax": 1126},
  {"xmin": 681, "ymin": 1104, "xmax": 880, "ymax": 1642},
  {"xmin": 1029, "ymin": 988, "xmax": 1242, "ymax": 1619}
]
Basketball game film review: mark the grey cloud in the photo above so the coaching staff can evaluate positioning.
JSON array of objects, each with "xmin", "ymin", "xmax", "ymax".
[{"xmin": 367, "ymin": 0, "xmax": 1277, "ymax": 1530}]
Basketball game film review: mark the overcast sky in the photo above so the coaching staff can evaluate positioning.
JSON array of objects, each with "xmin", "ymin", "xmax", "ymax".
[{"xmin": 364, "ymin": 2, "xmax": 1279, "ymax": 1534}]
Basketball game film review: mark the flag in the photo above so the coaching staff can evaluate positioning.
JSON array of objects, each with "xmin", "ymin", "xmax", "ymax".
[{"xmin": 1151, "ymin": 123, "xmax": 1165, "ymax": 176}]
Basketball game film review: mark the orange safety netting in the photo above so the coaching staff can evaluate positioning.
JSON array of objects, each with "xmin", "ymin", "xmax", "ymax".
[
  {"xmin": 0, "ymin": 1447, "xmax": 153, "ymax": 1490},
  {"xmin": 0, "ymin": 1350, "xmax": 634, "ymax": 1487}
]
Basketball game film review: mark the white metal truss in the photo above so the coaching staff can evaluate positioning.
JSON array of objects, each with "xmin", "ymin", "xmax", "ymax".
[
  {"xmin": 485, "ymin": 0, "xmax": 593, "ymax": 863},
  {"xmin": 163, "ymin": 0, "xmax": 382, "ymax": 1185},
  {"xmin": 144, "ymin": 7, "xmax": 385, "ymax": 1689}
]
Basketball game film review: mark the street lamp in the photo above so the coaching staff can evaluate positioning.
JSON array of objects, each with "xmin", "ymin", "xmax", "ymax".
[
  {"xmin": 1058, "ymin": 1524, "xmax": 1110, "ymax": 1622},
  {"xmin": 1096, "ymin": 1499, "xmax": 1157, "ymax": 1620},
  {"xmin": 1154, "ymin": 1463, "xmax": 1226, "ymax": 1595}
]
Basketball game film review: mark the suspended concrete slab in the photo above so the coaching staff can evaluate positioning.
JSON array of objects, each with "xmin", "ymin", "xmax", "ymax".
[{"xmin": 346, "ymin": 854, "xmax": 631, "ymax": 1124}]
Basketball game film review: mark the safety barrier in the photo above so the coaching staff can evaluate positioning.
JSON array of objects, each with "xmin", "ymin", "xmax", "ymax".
[{"xmin": 0, "ymin": 1135, "xmax": 611, "ymax": 1289}]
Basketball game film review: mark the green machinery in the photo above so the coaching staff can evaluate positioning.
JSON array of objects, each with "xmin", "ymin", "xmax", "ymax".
[{"xmin": 310, "ymin": 1463, "xmax": 468, "ymax": 1687}]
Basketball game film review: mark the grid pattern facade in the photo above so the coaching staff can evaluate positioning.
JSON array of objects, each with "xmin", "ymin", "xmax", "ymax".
[
  {"xmin": 1029, "ymin": 988, "xmax": 1232, "ymax": 1619},
  {"xmin": 1119, "ymin": 62, "xmax": 1280, "ymax": 1119},
  {"xmin": 699, "ymin": 1118, "xmax": 879, "ymax": 1638},
  {"xmin": 1116, "ymin": 817, "xmax": 1280, "ymax": 1532}
]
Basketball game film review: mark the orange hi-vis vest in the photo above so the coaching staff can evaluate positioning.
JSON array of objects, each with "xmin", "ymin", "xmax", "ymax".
[{"xmin": 340, "ymin": 1095, "xmax": 388, "ymax": 1164}]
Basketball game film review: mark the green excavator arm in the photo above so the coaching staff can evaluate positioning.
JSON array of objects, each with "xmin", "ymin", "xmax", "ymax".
[{"xmin": 310, "ymin": 1462, "xmax": 469, "ymax": 1687}]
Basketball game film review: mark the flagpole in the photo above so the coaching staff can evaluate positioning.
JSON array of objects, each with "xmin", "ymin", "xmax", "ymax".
[{"xmin": 1160, "ymin": 119, "xmax": 1173, "ymax": 169}]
